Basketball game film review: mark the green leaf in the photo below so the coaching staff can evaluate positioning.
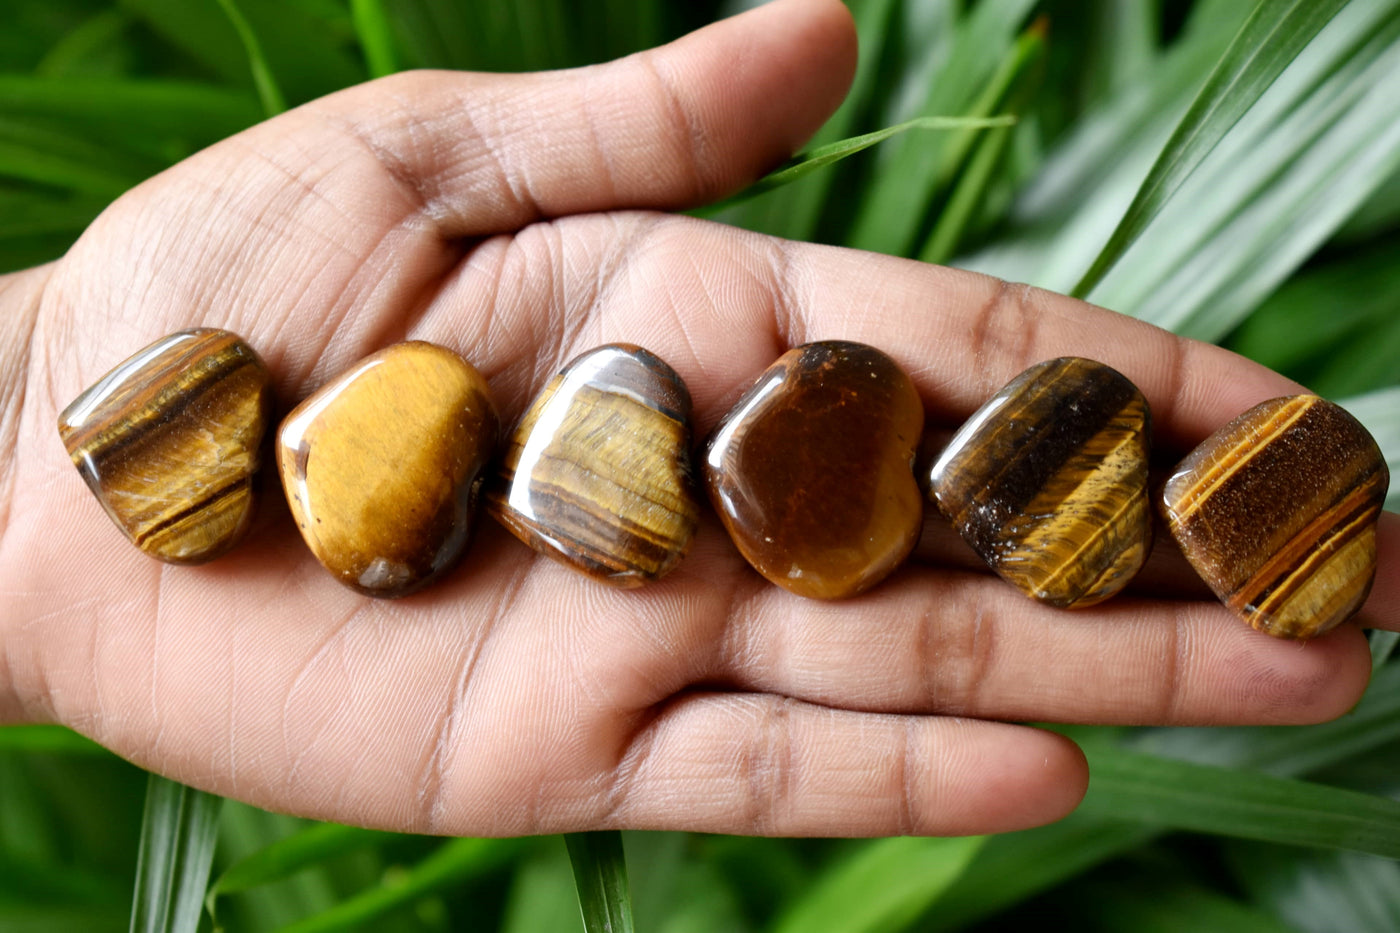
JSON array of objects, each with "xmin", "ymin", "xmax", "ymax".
[
  {"xmin": 33, "ymin": 8, "xmax": 133, "ymax": 78},
  {"xmin": 1338, "ymin": 385, "xmax": 1400, "ymax": 512},
  {"xmin": 918, "ymin": 24, "xmax": 1046, "ymax": 264},
  {"xmin": 1079, "ymin": 747, "xmax": 1400, "ymax": 858},
  {"xmin": 770, "ymin": 836, "xmax": 985, "ymax": 933},
  {"xmin": 276, "ymin": 836, "xmax": 529, "ymax": 933},
  {"xmin": 128, "ymin": 774, "xmax": 224, "ymax": 933},
  {"xmin": 350, "ymin": 0, "xmax": 398, "ymax": 78},
  {"xmin": 565, "ymin": 832, "xmax": 634, "ymax": 933},
  {"xmin": 927, "ymin": 663, "xmax": 1400, "ymax": 929},
  {"xmin": 1064, "ymin": 870, "xmax": 1301, "ymax": 933},
  {"xmin": 205, "ymin": 821, "xmax": 391, "ymax": 921},
  {"xmin": 700, "ymin": 115, "xmax": 1015, "ymax": 215},
  {"xmin": 213, "ymin": 0, "xmax": 286, "ymax": 116},
  {"xmin": 1225, "ymin": 842, "xmax": 1400, "ymax": 932},
  {"xmin": 713, "ymin": 0, "xmax": 900, "ymax": 242},
  {"xmin": 0, "ymin": 76, "xmax": 261, "ymax": 149},
  {"xmin": 0, "ymin": 117, "xmax": 154, "ymax": 196},
  {"xmin": 1372, "ymin": 631, "xmax": 1399, "ymax": 669},
  {"xmin": 846, "ymin": 0, "xmax": 1040, "ymax": 256},
  {"xmin": 0, "ymin": 725, "xmax": 111, "ymax": 755},
  {"xmin": 1073, "ymin": 0, "xmax": 1352, "ymax": 297}
]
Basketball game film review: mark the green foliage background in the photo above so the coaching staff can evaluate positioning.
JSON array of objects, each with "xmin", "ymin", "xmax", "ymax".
[{"xmin": 2, "ymin": 0, "xmax": 1399, "ymax": 931}]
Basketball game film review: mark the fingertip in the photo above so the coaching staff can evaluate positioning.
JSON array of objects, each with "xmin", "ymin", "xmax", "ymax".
[
  {"xmin": 947, "ymin": 723, "xmax": 1088, "ymax": 834},
  {"xmin": 1221, "ymin": 620, "xmax": 1373, "ymax": 725}
]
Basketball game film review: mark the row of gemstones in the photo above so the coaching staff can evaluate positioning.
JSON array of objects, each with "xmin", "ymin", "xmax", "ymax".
[{"xmin": 58, "ymin": 330, "xmax": 1388, "ymax": 641}]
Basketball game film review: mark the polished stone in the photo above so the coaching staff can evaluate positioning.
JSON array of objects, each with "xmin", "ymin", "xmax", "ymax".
[
  {"xmin": 277, "ymin": 341, "xmax": 498, "ymax": 598},
  {"xmin": 704, "ymin": 341, "xmax": 924, "ymax": 599},
  {"xmin": 1161, "ymin": 395, "xmax": 1387, "ymax": 639},
  {"xmin": 58, "ymin": 328, "xmax": 273, "ymax": 564},
  {"xmin": 930, "ymin": 357, "xmax": 1152, "ymax": 608},
  {"xmin": 488, "ymin": 344, "xmax": 700, "ymax": 586}
]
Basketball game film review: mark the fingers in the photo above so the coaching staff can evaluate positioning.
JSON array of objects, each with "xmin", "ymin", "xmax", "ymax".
[
  {"xmin": 266, "ymin": 0, "xmax": 856, "ymax": 237},
  {"xmin": 597, "ymin": 692, "xmax": 1086, "ymax": 837},
  {"xmin": 706, "ymin": 569, "xmax": 1373, "ymax": 727}
]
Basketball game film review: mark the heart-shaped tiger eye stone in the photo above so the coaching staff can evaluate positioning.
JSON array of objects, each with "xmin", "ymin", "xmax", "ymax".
[
  {"xmin": 487, "ymin": 344, "xmax": 700, "ymax": 586},
  {"xmin": 277, "ymin": 342, "xmax": 498, "ymax": 598},
  {"xmin": 58, "ymin": 328, "xmax": 273, "ymax": 564},
  {"xmin": 704, "ymin": 341, "xmax": 924, "ymax": 600},
  {"xmin": 1161, "ymin": 395, "xmax": 1388, "ymax": 640},
  {"xmin": 929, "ymin": 357, "xmax": 1152, "ymax": 608}
]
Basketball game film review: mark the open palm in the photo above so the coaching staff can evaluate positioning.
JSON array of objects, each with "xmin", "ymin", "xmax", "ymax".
[{"xmin": 2, "ymin": 0, "xmax": 1395, "ymax": 838}]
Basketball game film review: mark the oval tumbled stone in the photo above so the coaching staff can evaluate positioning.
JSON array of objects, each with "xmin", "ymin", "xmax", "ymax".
[
  {"xmin": 277, "ymin": 341, "xmax": 498, "ymax": 598},
  {"xmin": 58, "ymin": 328, "xmax": 273, "ymax": 564},
  {"xmin": 1161, "ymin": 395, "xmax": 1388, "ymax": 640},
  {"xmin": 487, "ymin": 344, "xmax": 700, "ymax": 586},
  {"xmin": 929, "ymin": 357, "xmax": 1152, "ymax": 608},
  {"xmin": 703, "ymin": 341, "xmax": 924, "ymax": 600}
]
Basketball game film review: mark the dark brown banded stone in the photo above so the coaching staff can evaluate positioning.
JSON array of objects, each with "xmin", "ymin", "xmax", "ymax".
[
  {"xmin": 277, "ymin": 342, "xmax": 498, "ymax": 598},
  {"xmin": 703, "ymin": 341, "xmax": 924, "ymax": 600},
  {"xmin": 1161, "ymin": 395, "xmax": 1388, "ymax": 639},
  {"xmin": 58, "ymin": 328, "xmax": 274, "ymax": 564},
  {"xmin": 487, "ymin": 344, "xmax": 700, "ymax": 586},
  {"xmin": 930, "ymin": 357, "xmax": 1152, "ymax": 608}
]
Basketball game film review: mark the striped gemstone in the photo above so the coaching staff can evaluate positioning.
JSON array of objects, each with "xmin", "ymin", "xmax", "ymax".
[
  {"xmin": 487, "ymin": 344, "xmax": 700, "ymax": 586},
  {"xmin": 930, "ymin": 357, "xmax": 1152, "ymax": 608},
  {"xmin": 58, "ymin": 328, "xmax": 273, "ymax": 564},
  {"xmin": 1161, "ymin": 395, "xmax": 1388, "ymax": 640}
]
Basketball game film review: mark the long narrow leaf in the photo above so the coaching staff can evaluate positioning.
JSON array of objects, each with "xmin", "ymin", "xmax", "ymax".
[
  {"xmin": 128, "ymin": 775, "xmax": 223, "ymax": 933},
  {"xmin": 0, "ymin": 725, "xmax": 110, "ymax": 755},
  {"xmin": 701, "ymin": 115, "xmax": 1014, "ymax": 215},
  {"xmin": 204, "ymin": 822, "xmax": 391, "ymax": 922},
  {"xmin": 926, "ymin": 661, "xmax": 1400, "ymax": 930},
  {"xmin": 277, "ymin": 837, "xmax": 529, "ymax": 933},
  {"xmin": 1073, "ymin": 0, "xmax": 1351, "ymax": 297},
  {"xmin": 565, "ymin": 832, "xmax": 634, "ymax": 933},
  {"xmin": 1079, "ymin": 747, "xmax": 1400, "ymax": 858},
  {"xmin": 212, "ymin": 0, "xmax": 287, "ymax": 116},
  {"xmin": 350, "ymin": 0, "xmax": 398, "ymax": 78},
  {"xmin": 770, "ymin": 836, "xmax": 985, "ymax": 933}
]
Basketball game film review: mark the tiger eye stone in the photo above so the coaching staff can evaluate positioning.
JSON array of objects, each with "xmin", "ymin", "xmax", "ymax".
[
  {"xmin": 487, "ymin": 344, "xmax": 700, "ymax": 586},
  {"xmin": 929, "ymin": 357, "xmax": 1152, "ymax": 608},
  {"xmin": 703, "ymin": 341, "xmax": 924, "ymax": 600},
  {"xmin": 57, "ymin": 328, "xmax": 273, "ymax": 564},
  {"xmin": 277, "ymin": 342, "xmax": 498, "ymax": 598},
  {"xmin": 1161, "ymin": 395, "xmax": 1388, "ymax": 640}
]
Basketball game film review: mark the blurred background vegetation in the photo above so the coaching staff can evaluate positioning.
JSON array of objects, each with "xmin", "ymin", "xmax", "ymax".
[{"xmin": 3, "ymin": 0, "xmax": 1400, "ymax": 930}]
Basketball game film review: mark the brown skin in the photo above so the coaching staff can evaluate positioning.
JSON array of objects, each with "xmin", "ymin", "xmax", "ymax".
[{"xmin": 0, "ymin": 0, "xmax": 1396, "ymax": 838}]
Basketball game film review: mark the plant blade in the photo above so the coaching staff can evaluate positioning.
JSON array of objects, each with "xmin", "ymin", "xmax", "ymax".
[
  {"xmin": 1078, "ymin": 747, "xmax": 1400, "ymax": 858},
  {"xmin": 1073, "ymin": 0, "xmax": 1351, "ymax": 297},
  {"xmin": 128, "ymin": 774, "xmax": 223, "ymax": 933},
  {"xmin": 565, "ymin": 832, "xmax": 634, "ymax": 933},
  {"xmin": 770, "ymin": 836, "xmax": 985, "ymax": 933}
]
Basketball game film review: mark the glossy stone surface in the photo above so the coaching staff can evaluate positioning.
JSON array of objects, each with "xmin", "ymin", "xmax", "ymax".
[
  {"xmin": 277, "ymin": 342, "xmax": 498, "ymax": 598},
  {"xmin": 930, "ymin": 357, "xmax": 1152, "ymax": 608},
  {"xmin": 704, "ymin": 341, "xmax": 924, "ymax": 599},
  {"xmin": 1162, "ymin": 395, "xmax": 1388, "ymax": 640},
  {"xmin": 58, "ymin": 328, "xmax": 273, "ymax": 564},
  {"xmin": 488, "ymin": 344, "xmax": 700, "ymax": 586}
]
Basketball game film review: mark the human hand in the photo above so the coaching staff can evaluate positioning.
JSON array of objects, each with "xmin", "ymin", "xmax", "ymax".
[{"xmin": 1, "ymin": 0, "xmax": 1395, "ymax": 838}]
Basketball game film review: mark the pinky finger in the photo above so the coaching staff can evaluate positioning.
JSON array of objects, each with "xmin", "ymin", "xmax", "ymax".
[{"xmin": 601, "ymin": 692, "xmax": 1087, "ymax": 837}]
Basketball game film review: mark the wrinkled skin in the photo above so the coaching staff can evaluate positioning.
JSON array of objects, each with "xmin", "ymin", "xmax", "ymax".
[{"xmin": 0, "ymin": 0, "xmax": 1395, "ymax": 838}]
